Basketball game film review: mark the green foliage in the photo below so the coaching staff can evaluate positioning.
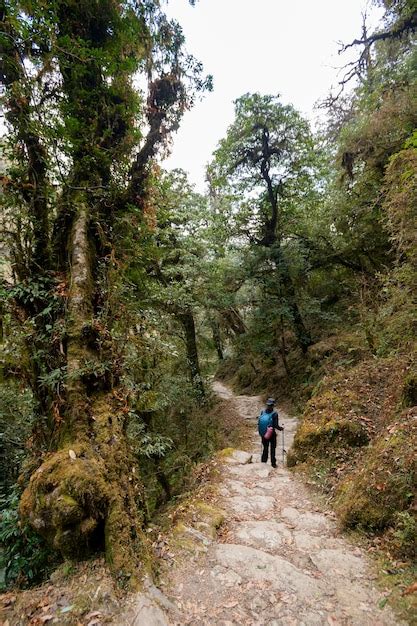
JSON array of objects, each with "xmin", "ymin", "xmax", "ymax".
[
  {"xmin": 127, "ymin": 412, "xmax": 174, "ymax": 459},
  {"xmin": 392, "ymin": 511, "xmax": 417, "ymax": 559},
  {"xmin": 0, "ymin": 490, "xmax": 56, "ymax": 589},
  {"xmin": 0, "ymin": 383, "xmax": 34, "ymax": 498},
  {"xmin": 208, "ymin": 92, "xmax": 321, "ymax": 243}
]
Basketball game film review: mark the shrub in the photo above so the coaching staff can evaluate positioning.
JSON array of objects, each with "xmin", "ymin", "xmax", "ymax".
[{"xmin": 0, "ymin": 490, "xmax": 57, "ymax": 589}]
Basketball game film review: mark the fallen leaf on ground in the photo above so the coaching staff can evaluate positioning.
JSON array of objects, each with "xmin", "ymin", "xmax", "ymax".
[
  {"xmin": 403, "ymin": 582, "xmax": 417, "ymax": 595},
  {"xmin": 69, "ymin": 449, "xmax": 76, "ymax": 460}
]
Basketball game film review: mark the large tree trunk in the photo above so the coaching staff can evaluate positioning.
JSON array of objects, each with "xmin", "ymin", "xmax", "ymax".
[
  {"xmin": 20, "ymin": 199, "xmax": 150, "ymax": 584},
  {"xmin": 3, "ymin": 0, "xmax": 204, "ymax": 585}
]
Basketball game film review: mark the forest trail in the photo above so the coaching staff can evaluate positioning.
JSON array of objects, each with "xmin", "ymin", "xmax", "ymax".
[{"xmin": 124, "ymin": 383, "xmax": 401, "ymax": 626}]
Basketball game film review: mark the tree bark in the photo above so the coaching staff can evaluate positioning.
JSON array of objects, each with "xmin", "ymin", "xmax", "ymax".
[
  {"xmin": 222, "ymin": 307, "xmax": 247, "ymax": 336},
  {"xmin": 279, "ymin": 315, "xmax": 290, "ymax": 378},
  {"xmin": 210, "ymin": 318, "xmax": 224, "ymax": 360},
  {"xmin": 177, "ymin": 310, "xmax": 205, "ymax": 399}
]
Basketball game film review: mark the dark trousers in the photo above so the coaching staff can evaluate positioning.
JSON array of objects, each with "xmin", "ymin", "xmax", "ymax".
[{"xmin": 261, "ymin": 433, "xmax": 277, "ymax": 467}]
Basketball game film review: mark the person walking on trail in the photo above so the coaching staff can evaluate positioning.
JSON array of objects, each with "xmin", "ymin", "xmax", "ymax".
[{"xmin": 258, "ymin": 398, "xmax": 283, "ymax": 468}]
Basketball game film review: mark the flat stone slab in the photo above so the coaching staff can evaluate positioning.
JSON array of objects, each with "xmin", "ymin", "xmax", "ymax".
[
  {"xmin": 311, "ymin": 548, "xmax": 367, "ymax": 579},
  {"xmin": 293, "ymin": 532, "xmax": 346, "ymax": 553},
  {"xmin": 270, "ymin": 474, "xmax": 292, "ymax": 483},
  {"xmin": 293, "ymin": 532, "xmax": 324, "ymax": 552},
  {"xmin": 129, "ymin": 593, "xmax": 171, "ymax": 626},
  {"xmin": 226, "ymin": 495, "xmax": 275, "ymax": 516},
  {"xmin": 333, "ymin": 581, "xmax": 395, "ymax": 625},
  {"xmin": 226, "ymin": 450, "xmax": 253, "ymax": 464},
  {"xmin": 214, "ymin": 544, "xmax": 324, "ymax": 602},
  {"xmin": 249, "ymin": 480, "xmax": 277, "ymax": 491},
  {"xmin": 229, "ymin": 464, "xmax": 272, "ymax": 479},
  {"xmin": 209, "ymin": 564, "xmax": 243, "ymax": 587},
  {"xmin": 281, "ymin": 507, "xmax": 332, "ymax": 532},
  {"xmin": 220, "ymin": 480, "xmax": 253, "ymax": 497},
  {"xmin": 233, "ymin": 520, "xmax": 293, "ymax": 549}
]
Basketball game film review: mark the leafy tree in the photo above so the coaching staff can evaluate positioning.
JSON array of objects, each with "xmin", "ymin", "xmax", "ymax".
[
  {"xmin": 0, "ymin": 0, "xmax": 210, "ymax": 583},
  {"xmin": 136, "ymin": 168, "xmax": 208, "ymax": 398},
  {"xmin": 208, "ymin": 93, "xmax": 321, "ymax": 353}
]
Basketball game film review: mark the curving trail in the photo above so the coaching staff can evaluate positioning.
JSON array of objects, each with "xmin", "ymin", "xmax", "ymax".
[{"xmin": 124, "ymin": 383, "xmax": 400, "ymax": 626}]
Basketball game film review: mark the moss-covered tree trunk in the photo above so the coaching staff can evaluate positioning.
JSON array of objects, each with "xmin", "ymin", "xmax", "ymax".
[
  {"xmin": 20, "ymin": 198, "xmax": 149, "ymax": 583},
  {"xmin": 2, "ymin": 0, "xmax": 207, "ymax": 584}
]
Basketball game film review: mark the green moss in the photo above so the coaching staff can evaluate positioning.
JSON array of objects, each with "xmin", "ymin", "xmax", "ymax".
[
  {"xmin": 336, "ymin": 421, "xmax": 416, "ymax": 540},
  {"xmin": 235, "ymin": 363, "xmax": 256, "ymax": 389},
  {"xmin": 218, "ymin": 447, "xmax": 235, "ymax": 458},
  {"xmin": 193, "ymin": 501, "xmax": 225, "ymax": 530},
  {"xmin": 20, "ymin": 447, "xmax": 110, "ymax": 558},
  {"xmin": 402, "ymin": 371, "xmax": 417, "ymax": 408},
  {"xmin": 290, "ymin": 417, "xmax": 369, "ymax": 465}
]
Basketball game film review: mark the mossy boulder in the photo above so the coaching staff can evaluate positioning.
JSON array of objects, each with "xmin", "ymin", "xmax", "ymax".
[
  {"xmin": 20, "ymin": 446, "xmax": 110, "ymax": 557},
  {"xmin": 193, "ymin": 501, "xmax": 225, "ymax": 531}
]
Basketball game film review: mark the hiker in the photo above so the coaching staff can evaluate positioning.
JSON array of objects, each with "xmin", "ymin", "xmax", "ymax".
[{"xmin": 258, "ymin": 398, "xmax": 283, "ymax": 468}]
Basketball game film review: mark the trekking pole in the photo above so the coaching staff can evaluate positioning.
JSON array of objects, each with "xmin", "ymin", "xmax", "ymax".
[{"xmin": 282, "ymin": 426, "xmax": 287, "ymax": 465}]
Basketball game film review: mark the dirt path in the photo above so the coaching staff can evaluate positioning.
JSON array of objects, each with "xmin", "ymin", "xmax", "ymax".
[{"xmin": 124, "ymin": 383, "xmax": 400, "ymax": 626}]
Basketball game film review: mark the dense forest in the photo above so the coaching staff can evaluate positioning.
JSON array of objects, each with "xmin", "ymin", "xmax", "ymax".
[{"xmin": 0, "ymin": 0, "xmax": 416, "ymax": 612}]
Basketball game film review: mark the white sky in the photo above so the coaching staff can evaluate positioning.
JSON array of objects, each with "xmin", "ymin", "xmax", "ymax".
[{"xmin": 163, "ymin": 0, "xmax": 383, "ymax": 190}]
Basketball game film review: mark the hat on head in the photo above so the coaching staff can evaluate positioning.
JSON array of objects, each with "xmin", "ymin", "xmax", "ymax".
[{"xmin": 266, "ymin": 398, "xmax": 275, "ymax": 406}]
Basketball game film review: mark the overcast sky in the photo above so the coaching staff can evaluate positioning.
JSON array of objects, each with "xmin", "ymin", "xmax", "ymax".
[{"xmin": 162, "ymin": 0, "xmax": 383, "ymax": 190}]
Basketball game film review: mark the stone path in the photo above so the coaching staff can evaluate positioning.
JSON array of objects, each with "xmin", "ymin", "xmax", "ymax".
[{"xmin": 123, "ymin": 383, "xmax": 400, "ymax": 626}]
